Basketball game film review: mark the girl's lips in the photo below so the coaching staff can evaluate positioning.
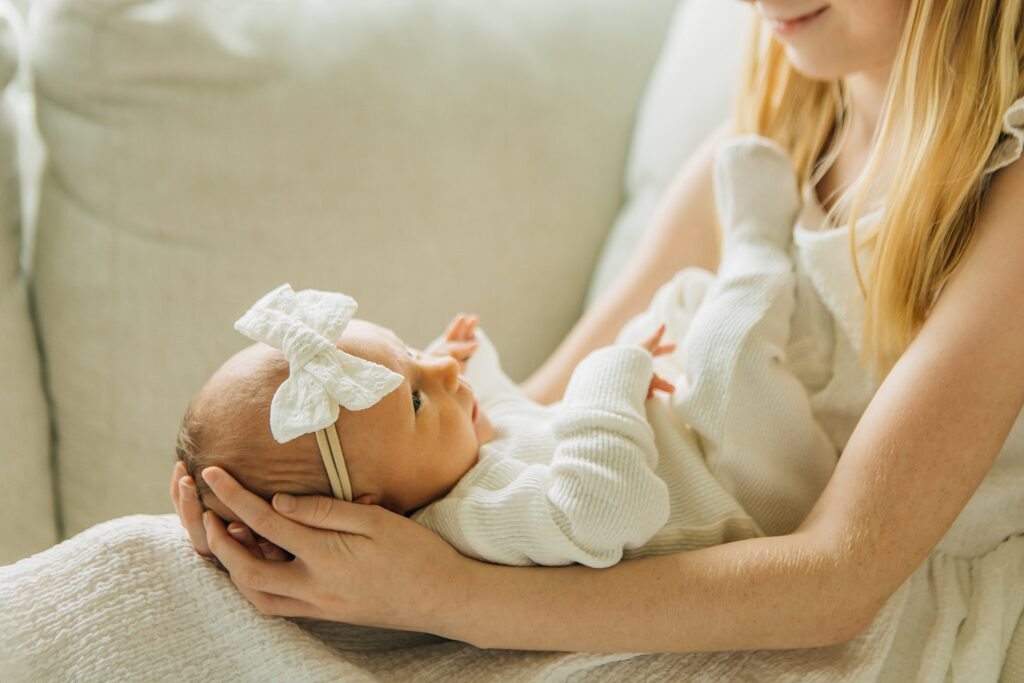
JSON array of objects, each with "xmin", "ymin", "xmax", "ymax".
[
  {"xmin": 472, "ymin": 401, "xmax": 478, "ymax": 422},
  {"xmin": 767, "ymin": 5, "xmax": 829, "ymax": 34}
]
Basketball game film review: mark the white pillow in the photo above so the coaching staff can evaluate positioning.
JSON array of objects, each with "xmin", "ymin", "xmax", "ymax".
[
  {"xmin": 27, "ymin": 0, "xmax": 679, "ymax": 535},
  {"xmin": 0, "ymin": 0, "xmax": 56, "ymax": 565},
  {"xmin": 586, "ymin": 0, "xmax": 752, "ymax": 303}
]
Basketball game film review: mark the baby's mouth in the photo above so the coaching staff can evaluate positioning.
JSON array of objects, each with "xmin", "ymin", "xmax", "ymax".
[{"xmin": 472, "ymin": 400, "xmax": 478, "ymax": 422}]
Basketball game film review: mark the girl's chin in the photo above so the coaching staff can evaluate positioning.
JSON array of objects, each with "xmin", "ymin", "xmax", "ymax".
[{"xmin": 782, "ymin": 47, "xmax": 852, "ymax": 81}]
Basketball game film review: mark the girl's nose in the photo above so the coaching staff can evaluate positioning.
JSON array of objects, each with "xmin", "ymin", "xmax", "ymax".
[{"xmin": 424, "ymin": 354, "xmax": 460, "ymax": 393}]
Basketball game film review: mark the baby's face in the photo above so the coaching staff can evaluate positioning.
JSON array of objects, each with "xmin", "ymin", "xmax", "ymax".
[{"xmin": 336, "ymin": 320, "xmax": 495, "ymax": 514}]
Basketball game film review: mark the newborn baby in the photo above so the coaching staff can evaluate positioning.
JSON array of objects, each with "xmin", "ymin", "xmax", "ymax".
[
  {"xmin": 177, "ymin": 282, "xmax": 674, "ymax": 544},
  {"xmin": 179, "ymin": 137, "xmax": 839, "ymax": 568}
]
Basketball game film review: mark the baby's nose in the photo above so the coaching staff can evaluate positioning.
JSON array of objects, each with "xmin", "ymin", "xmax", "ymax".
[{"xmin": 426, "ymin": 354, "xmax": 460, "ymax": 393}]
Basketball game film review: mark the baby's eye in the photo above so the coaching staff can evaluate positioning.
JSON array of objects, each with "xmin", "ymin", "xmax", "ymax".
[{"xmin": 412, "ymin": 390, "xmax": 422, "ymax": 413}]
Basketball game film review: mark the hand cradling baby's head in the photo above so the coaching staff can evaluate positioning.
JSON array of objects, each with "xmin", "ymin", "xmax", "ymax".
[
  {"xmin": 175, "ymin": 343, "xmax": 331, "ymax": 522},
  {"xmin": 177, "ymin": 317, "xmax": 491, "ymax": 522}
]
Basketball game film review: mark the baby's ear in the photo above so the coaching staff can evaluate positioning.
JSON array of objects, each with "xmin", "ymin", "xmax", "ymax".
[
  {"xmin": 353, "ymin": 493, "xmax": 401, "ymax": 514},
  {"xmin": 352, "ymin": 493, "xmax": 377, "ymax": 505}
]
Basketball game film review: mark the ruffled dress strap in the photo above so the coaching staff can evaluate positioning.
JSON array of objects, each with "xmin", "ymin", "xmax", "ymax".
[{"xmin": 983, "ymin": 96, "xmax": 1024, "ymax": 174}]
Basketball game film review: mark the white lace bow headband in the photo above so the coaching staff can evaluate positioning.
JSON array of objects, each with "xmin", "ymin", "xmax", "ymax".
[{"xmin": 234, "ymin": 283, "xmax": 403, "ymax": 501}]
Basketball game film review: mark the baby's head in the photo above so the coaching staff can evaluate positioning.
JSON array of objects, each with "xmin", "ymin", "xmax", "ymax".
[{"xmin": 177, "ymin": 319, "xmax": 493, "ymax": 521}]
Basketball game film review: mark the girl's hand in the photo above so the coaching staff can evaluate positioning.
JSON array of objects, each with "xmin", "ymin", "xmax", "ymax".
[
  {"xmin": 426, "ymin": 313, "xmax": 479, "ymax": 371},
  {"xmin": 170, "ymin": 461, "xmax": 289, "ymax": 563},
  {"xmin": 198, "ymin": 466, "xmax": 469, "ymax": 633}
]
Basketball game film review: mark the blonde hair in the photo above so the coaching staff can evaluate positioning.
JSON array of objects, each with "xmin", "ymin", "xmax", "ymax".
[{"xmin": 737, "ymin": 0, "xmax": 1024, "ymax": 373}]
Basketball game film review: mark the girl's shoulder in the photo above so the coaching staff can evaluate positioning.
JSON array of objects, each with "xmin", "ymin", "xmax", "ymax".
[
  {"xmin": 983, "ymin": 96, "xmax": 1024, "ymax": 176},
  {"xmin": 977, "ymin": 140, "xmax": 1024, "ymax": 244},
  {"xmin": 935, "ymin": 145, "xmax": 1024, "ymax": 342}
]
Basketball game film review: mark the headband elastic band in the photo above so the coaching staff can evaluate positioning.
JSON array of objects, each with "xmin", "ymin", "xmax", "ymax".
[{"xmin": 315, "ymin": 426, "xmax": 353, "ymax": 502}]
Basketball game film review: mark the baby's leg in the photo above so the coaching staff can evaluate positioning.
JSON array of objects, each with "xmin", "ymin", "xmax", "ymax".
[{"xmin": 676, "ymin": 137, "xmax": 838, "ymax": 537}]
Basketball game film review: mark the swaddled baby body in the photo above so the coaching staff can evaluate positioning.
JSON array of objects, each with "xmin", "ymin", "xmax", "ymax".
[{"xmin": 178, "ymin": 137, "xmax": 840, "ymax": 568}]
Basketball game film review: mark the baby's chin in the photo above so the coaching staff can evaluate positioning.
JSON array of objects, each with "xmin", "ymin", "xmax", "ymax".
[{"xmin": 474, "ymin": 407, "xmax": 496, "ymax": 445}]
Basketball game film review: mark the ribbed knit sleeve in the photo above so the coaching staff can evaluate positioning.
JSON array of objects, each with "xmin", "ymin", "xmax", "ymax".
[{"xmin": 413, "ymin": 346, "xmax": 670, "ymax": 568}]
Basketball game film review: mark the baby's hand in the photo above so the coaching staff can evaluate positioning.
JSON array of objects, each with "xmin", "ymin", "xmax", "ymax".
[
  {"xmin": 427, "ymin": 313, "xmax": 480, "ymax": 371},
  {"xmin": 639, "ymin": 325, "xmax": 676, "ymax": 399},
  {"xmin": 648, "ymin": 371, "xmax": 676, "ymax": 399},
  {"xmin": 639, "ymin": 323, "xmax": 676, "ymax": 358}
]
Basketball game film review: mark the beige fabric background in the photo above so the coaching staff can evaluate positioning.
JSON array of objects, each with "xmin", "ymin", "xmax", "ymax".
[
  {"xmin": 28, "ymin": 0, "xmax": 679, "ymax": 536},
  {"xmin": 587, "ymin": 0, "xmax": 751, "ymax": 302},
  {"xmin": 0, "ymin": 0, "xmax": 55, "ymax": 565}
]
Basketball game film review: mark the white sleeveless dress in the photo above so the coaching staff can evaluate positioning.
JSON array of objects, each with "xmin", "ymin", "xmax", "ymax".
[
  {"xmin": 784, "ymin": 96, "xmax": 1024, "ymax": 681},
  {"xmin": 618, "ymin": 96, "xmax": 1024, "ymax": 681}
]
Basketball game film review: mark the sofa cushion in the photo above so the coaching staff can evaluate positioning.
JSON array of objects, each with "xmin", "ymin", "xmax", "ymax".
[
  {"xmin": 28, "ymin": 0, "xmax": 678, "ymax": 534},
  {"xmin": 586, "ymin": 0, "xmax": 751, "ymax": 302},
  {"xmin": 0, "ymin": 0, "xmax": 56, "ymax": 565}
]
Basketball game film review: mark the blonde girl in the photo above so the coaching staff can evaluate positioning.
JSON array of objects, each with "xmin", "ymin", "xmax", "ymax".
[{"xmin": 173, "ymin": 0, "xmax": 1024, "ymax": 676}]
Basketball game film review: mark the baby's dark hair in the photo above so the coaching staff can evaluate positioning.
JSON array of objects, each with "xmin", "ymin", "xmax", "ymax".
[
  {"xmin": 175, "ymin": 344, "xmax": 331, "ymax": 511},
  {"xmin": 175, "ymin": 400, "xmax": 223, "ymax": 505}
]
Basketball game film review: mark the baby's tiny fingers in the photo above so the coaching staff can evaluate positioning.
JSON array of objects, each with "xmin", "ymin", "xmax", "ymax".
[
  {"xmin": 453, "ymin": 314, "xmax": 478, "ymax": 342},
  {"xmin": 641, "ymin": 324, "xmax": 667, "ymax": 351},
  {"xmin": 647, "ymin": 374, "xmax": 676, "ymax": 398},
  {"xmin": 444, "ymin": 314, "xmax": 467, "ymax": 341},
  {"xmin": 652, "ymin": 343, "xmax": 677, "ymax": 357},
  {"xmin": 452, "ymin": 340, "xmax": 478, "ymax": 359}
]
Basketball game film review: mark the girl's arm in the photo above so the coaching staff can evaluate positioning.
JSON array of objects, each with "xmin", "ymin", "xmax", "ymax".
[
  {"xmin": 192, "ymin": 160, "xmax": 1024, "ymax": 652},
  {"xmin": 521, "ymin": 124, "xmax": 729, "ymax": 404},
  {"xmin": 444, "ymin": 158, "xmax": 1024, "ymax": 651}
]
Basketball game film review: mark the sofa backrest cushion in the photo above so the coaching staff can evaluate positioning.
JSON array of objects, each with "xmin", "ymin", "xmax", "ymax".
[
  {"xmin": 28, "ymin": 0, "xmax": 678, "ymax": 534},
  {"xmin": 0, "ymin": 1, "xmax": 56, "ymax": 565},
  {"xmin": 586, "ymin": 0, "xmax": 752, "ymax": 302}
]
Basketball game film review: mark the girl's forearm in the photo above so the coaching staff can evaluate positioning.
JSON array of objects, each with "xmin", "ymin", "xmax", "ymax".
[
  {"xmin": 520, "ymin": 267, "xmax": 676, "ymax": 403},
  {"xmin": 440, "ymin": 531, "xmax": 868, "ymax": 653},
  {"xmin": 522, "ymin": 127, "xmax": 727, "ymax": 405}
]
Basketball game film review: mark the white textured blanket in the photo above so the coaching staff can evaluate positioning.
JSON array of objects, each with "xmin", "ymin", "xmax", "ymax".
[{"xmin": 0, "ymin": 515, "xmax": 913, "ymax": 682}]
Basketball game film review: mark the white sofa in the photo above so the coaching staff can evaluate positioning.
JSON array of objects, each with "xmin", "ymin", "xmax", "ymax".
[{"xmin": 2, "ymin": 0, "xmax": 1023, "ymax": 678}]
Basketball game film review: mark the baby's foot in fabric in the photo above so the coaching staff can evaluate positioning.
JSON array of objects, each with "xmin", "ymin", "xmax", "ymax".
[{"xmin": 713, "ymin": 135, "xmax": 801, "ymax": 250}]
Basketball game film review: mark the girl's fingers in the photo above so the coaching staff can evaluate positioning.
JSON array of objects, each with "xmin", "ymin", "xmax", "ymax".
[
  {"xmin": 272, "ymin": 492, "xmax": 384, "ymax": 537},
  {"xmin": 227, "ymin": 523, "xmax": 264, "ymax": 559},
  {"xmin": 201, "ymin": 467, "xmax": 311, "ymax": 555},
  {"xmin": 204, "ymin": 511, "xmax": 306, "ymax": 601},
  {"xmin": 171, "ymin": 461, "xmax": 185, "ymax": 516},
  {"xmin": 235, "ymin": 584, "xmax": 319, "ymax": 619},
  {"xmin": 178, "ymin": 476, "xmax": 212, "ymax": 558},
  {"xmin": 258, "ymin": 540, "xmax": 291, "ymax": 562}
]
